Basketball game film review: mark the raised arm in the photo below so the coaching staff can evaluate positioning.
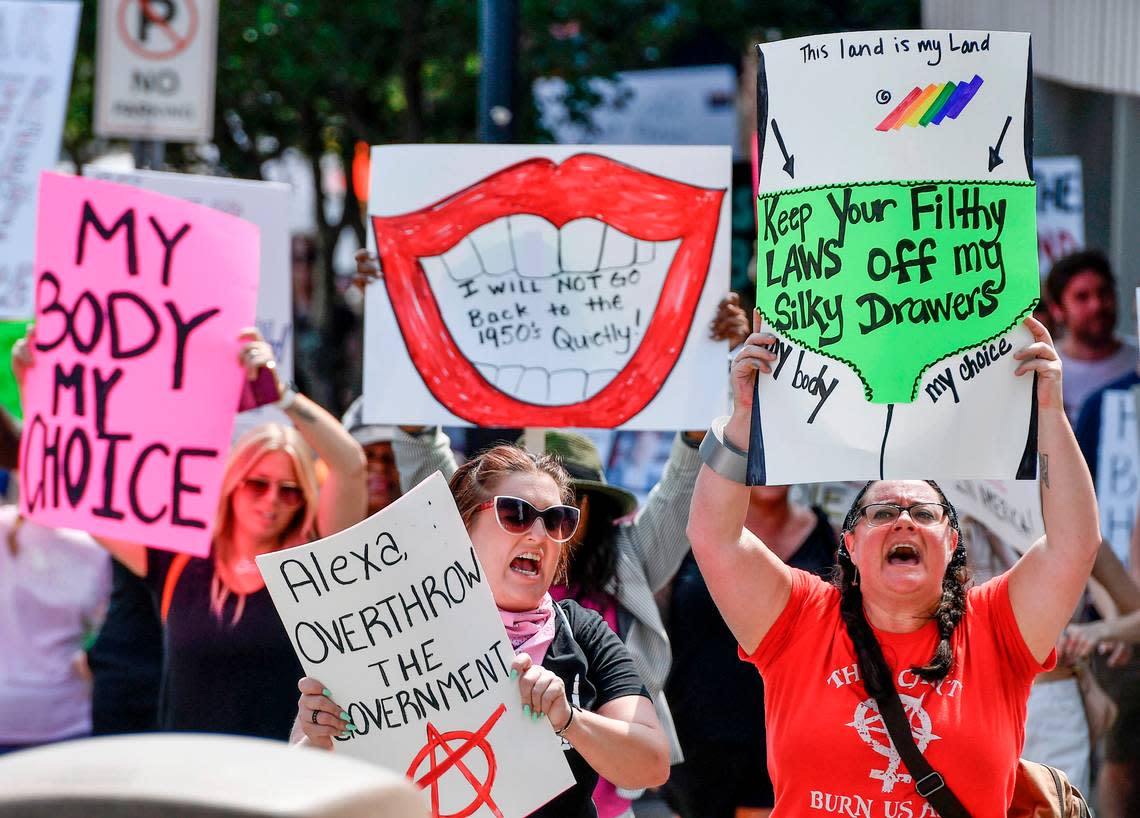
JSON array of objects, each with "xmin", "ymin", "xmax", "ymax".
[
  {"xmin": 350, "ymin": 248, "xmax": 461, "ymax": 495},
  {"xmin": 687, "ymin": 312, "xmax": 792, "ymax": 655},
  {"xmin": 1007, "ymin": 316, "xmax": 1102, "ymax": 662},
  {"xmin": 1090, "ymin": 540, "xmax": 1140, "ymax": 616},
  {"xmin": 625, "ymin": 294, "xmax": 749, "ymax": 592},
  {"xmin": 623, "ymin": 433, "xmax": 702, "ymax": 592},
  {"xmin": 391, "ymin": 426, "xmax": 458, "ymax": 491},
  {"xmin": 241, "ymin": 330, "xmax": 366, "ymax": 538}
]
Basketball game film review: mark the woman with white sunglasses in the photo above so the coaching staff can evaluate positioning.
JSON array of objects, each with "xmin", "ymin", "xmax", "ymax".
[{"xmin": 294, "ymin": 444, "xmax": 670, "ymax": 818}]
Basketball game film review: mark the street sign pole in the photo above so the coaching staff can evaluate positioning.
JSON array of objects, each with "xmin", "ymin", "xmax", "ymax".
[
  {"xmin": 131, "ymin": 139, "xmax": 165, "ymax": 170},
  {"xmin": 477, "ymin": 0, "xmax": 517, "ymax": 144}
]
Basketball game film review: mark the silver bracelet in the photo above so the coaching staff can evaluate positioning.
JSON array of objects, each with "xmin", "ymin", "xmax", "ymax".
[{"xmin": 698, "ymin": 415, "xmax": 748, "ymax": 484}]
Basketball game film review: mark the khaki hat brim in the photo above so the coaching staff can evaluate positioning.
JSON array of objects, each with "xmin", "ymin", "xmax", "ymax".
[{"xmin": 570, "ymin": 479, "xmax": 639, "ymax": 518}]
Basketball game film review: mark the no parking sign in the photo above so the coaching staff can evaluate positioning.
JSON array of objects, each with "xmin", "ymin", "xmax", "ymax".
[{"xmin": 95, "ymin": 0, "xmax": 217, "ymax": 141}]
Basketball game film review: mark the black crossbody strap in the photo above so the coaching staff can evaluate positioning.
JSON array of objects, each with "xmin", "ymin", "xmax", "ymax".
[{"xmin": 875, "ymin": 689, "xmax": 972, "ymax": 818}]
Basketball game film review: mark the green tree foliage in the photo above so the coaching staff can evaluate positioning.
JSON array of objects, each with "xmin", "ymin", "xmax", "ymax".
[{"xmin": 66, "ymin": 1, "xmax": 917, "ymax": 267}]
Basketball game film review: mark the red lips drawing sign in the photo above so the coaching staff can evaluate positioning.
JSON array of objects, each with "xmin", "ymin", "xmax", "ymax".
[{"xmin": 364, "ymin": 145, "xmax": 731, "ymax": 430}]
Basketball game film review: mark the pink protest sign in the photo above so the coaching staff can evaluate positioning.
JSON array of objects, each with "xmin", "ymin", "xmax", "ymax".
[{"xmin": 19, "ymin": 172, "xmax": 260, "ymax": 555}]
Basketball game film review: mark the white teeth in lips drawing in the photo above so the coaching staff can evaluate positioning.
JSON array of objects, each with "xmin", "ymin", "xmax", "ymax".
[
  {"xmin": 471, "ymin": 364, "xmax": 622, "ymax": 405},
  {"xmin": 511, "ymin": 214, "xmax": 559, "ymax": 278},
  {"xmin": 559, "ymin": 218, "xmax": 606, "ymax": 273},
  {"xmin": 420, "ymin": 215, "xmax": 681, "ymax": 406},
  {"xmin": 424, "ymin": 216, "xmax": 662, "ymax": 281}
]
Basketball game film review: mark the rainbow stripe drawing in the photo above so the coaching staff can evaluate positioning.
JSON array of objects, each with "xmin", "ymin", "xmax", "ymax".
[{"xmin": 875, "ymin": 74, "xmax": 984, "ymax": 131}]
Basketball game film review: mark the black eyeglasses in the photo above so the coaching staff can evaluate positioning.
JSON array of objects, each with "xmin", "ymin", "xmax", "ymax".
[
  {"xmin": 475, "ymin": 496, "xmax": 581, "ymax": 543},
  {"xmin": 858, "ymin": 502, "xmax": 950, "ymax": 528}
]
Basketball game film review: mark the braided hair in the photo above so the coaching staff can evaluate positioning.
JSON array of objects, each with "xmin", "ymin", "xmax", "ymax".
[{"xmin": 836, "ymin": 480, "xmax": 969, "ymax": 699}]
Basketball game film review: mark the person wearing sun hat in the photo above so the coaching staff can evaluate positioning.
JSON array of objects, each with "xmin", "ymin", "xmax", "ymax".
[{"xmin": 536, "ymin": 430, "xmax": 640, "ymax": 517}]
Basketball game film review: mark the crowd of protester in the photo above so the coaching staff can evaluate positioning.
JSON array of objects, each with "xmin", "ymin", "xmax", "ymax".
[{"xmin": 2, "ymin": 246, "xmax": 1139, "ymax": 817}]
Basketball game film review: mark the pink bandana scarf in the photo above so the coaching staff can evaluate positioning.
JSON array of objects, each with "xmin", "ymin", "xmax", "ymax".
[{"xmin": 499, "ymin": 593, "xmax": 557, "ymax": 666}]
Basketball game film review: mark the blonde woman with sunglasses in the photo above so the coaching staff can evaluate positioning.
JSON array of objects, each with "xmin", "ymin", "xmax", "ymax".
[
  {"xmin": 294, "ymin": 444, "xmax": 670, "ymax": 818},
  {"xmin": 11, "ymin": 329, "xmax": 367, "ymax": 740}
]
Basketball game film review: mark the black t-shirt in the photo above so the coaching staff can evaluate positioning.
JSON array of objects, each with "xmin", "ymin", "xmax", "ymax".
[
  {"xmin": 533, "ymin": 599, "xmax": 650, "ymax": 818},
  {"xmin": 144, "ymin": 550, "xmax": 303, "ymax": 740},
  {"xmin": 89, "ymin": 560, "xmax": 165, "ymax": 735},
  {"xmin": 665, "ymin": 508, "xmax": 837, "ymax": 749}
]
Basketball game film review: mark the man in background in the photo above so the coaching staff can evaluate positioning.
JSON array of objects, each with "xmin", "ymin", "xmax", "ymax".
[{"xmin": 1046, "ymin": 249, "xmax": 1137, "ymax": 422}]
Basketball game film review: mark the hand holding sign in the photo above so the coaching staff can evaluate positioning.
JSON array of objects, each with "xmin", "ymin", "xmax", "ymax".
[
  {"xmin": 729, "ymin": 312, "xmax": 779, "ymax": 411},
  {"xmin": 511, "ymin": 653, "xmax": 572, "ymax": 729},
  {"xmin": 259, "ymin": 474, "xmax": 575, "ymax": 818},
  {"xmin": 1011, "ymin": 315, "xmax": 1064, "ymax": 413},
  {"xmin": 10, "ymin": 328, "xmax": 33, "ymax": 390},
  {"xmin": 296, "ymin": 677, "xmax": 354, "ymax": 749}
]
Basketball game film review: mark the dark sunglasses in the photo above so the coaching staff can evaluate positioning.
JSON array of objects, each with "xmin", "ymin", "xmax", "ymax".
[
  {"xmin": 475, "ymin": 496, "xmax": 580, "ymax": 543},
  {"xmin": 241, "ymin": 476, "xmax": 305, "ymax": 508}
]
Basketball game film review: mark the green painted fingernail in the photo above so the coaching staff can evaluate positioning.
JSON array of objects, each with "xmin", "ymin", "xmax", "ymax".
[
  {"xmin": 510, "ymin": 669, "xmax": 518, "ymax": 680},
  {"xmin": 522, "ymin": 705, "xmax": 531, "ymax": 717},
  {"xmin": 347, "ymin": 723, "xmax": 357, "ymax": 732},
  {"xmin": 339, "ymin": 731, "xmax": 349, "ymax": 739},
  {"xmin": 322, "ymin": 688, "xmax": 332, "ymax": 697},
  {"xmin": 339, "ymin": 711, "xmax": 349, "ymax": 721},
  {"xmin": 536, "ymin": 711, "xmax": 544, "ymax": 721}
]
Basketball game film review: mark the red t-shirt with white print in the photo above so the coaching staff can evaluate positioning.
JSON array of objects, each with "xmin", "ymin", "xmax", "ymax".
[{"xmin": 741, "ymin": 569, "xmax": 1053, "ymax": 818}]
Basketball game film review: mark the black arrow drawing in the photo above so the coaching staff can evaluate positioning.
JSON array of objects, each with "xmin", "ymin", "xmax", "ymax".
[
  {"xmin": 770, "ymin": 119, "xmax": 795, "ymax": 178},
  {"xmin": 988, "ymin": 115, "xmax": 1012, "ymax": 172}
]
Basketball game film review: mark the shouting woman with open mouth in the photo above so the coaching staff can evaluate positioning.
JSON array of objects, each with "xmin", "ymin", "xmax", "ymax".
[
  {"xmin": 294, "ymin": 444, "xmax": 670, "ymax": 818},
  {"xmin": 687, "ymin": 312, "xmax": 1099, "ymax": 817}
]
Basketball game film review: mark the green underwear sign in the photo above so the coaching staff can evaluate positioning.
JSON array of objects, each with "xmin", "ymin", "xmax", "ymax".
[{"xmin": 755, "ymin": 179, "xmax": 1038, "ymax": 403}]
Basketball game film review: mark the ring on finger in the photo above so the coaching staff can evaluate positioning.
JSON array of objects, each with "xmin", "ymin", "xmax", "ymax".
[{"xmin": 311, "ymin": 709, "xmax": 320, "ymax": 725}]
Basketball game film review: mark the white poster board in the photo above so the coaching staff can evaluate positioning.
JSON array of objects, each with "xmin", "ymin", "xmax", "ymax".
[
  {"xmin": 81, "ymin": 166, "xmax": 293, "ymax": 384},
  {"xmin": 1096, "ymin": 388, "xmax": 1140, "ymax": 567},
  {"xmin": 365, "ymin": 144, "xmax": 732, "ymax": 430},
  {"xmin": 94, "ymin": 0, "xmax": 218, "ymax": 141},
  {"xmin": 0, "ymin": 0, "xmax": 81, "ymax": 320},
  {"xmin": 1034, "ymin": 156, "xmax": 1084, "ymax": 277},
  {"xmin": 750, "ymin": 30, "xmax": 1038, "ymax": 483},
  {"xmin": 534, "ymin": 65, "xmax": 739, "ymax": 156},
  {"xmin": 944, "ymin": 479, "xmax": 1044, "ymax": 550},
  {"xmin": 257, "ymin": 474, "xmax": 575, "ymax": 818},
  {"xmin": 757, "ymin": 31, "xmax": 1031, "ymax": 188}
]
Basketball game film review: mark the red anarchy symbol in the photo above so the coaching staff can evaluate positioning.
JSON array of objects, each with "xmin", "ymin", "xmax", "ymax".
[{"xmin": 406, "ymin": 703, "xmax": 506, "ymax": 818}]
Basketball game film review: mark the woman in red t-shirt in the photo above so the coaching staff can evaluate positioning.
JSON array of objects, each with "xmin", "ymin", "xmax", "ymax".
[{"xmin": 687, "ymin": 315, "xmax": 1099, "ymax": 818}]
